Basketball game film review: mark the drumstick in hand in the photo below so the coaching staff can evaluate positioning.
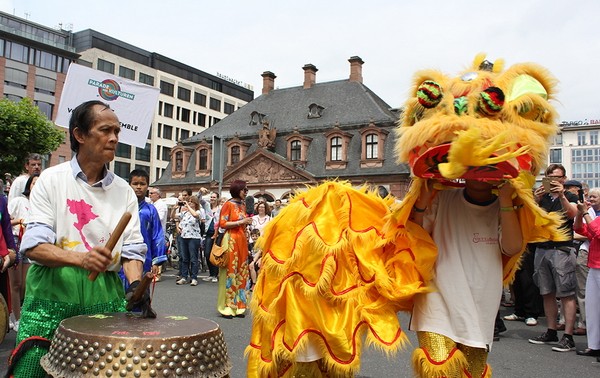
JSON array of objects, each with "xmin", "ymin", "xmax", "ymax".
[{"xmin": 88, "ymin": 212, "xmax": 132, "ymax": 281}]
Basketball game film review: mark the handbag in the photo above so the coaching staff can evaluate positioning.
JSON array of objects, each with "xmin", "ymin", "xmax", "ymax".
[{"xmin": 210, "ymin": 231, "xmax": 230, "ymax": 268}]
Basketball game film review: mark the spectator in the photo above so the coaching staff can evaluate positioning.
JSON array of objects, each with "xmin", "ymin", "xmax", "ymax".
[
  {"xmin": 172, "ymin": 189, "xmax": 192, "ymax": 280},
  {"xmin": 6, "ymin": 173, "xmax": 39, "ymax": 332},
  {"xmin": 8, "ymin": 153, "xmax": 42, "ymax": 202},
  {"xmin": 176, "ymin": 195, "xmax": 205, "ymax": 286},
  {"xmin": 148, "ymin": 186, "xmax": 168, "ymax": 282},
  {"xmin": 528, "ymin": 164, "xmax": 579, "ymax": 352},
  {"xmin": 119, "ymin": 169, "xmax": 166, "ymax": 290},
  {"xmin": 11, "ymin": 100, "xmax": 146, "ymax": 377},
  {"xmin": 271, "ymin": 199, "xmax": 283, "ymax": 217},
  {"xmin": 1, "ymin": 191, "xmax": 17, "ymax": 336},
  {"xmin": 217, "ymin": 180, "xmax": 252, "ymax": 319},
  {"xmin": 248, "ymin": 228, "xmax": 262, "ymax": 291},
  {"xmin": 251, "ymin": 202, "xmax": 271, "ymax": 241},
  {"xmin": 202, "ymin": 191, "xmax": 220, "ymax": 283},
  {"xmin": 573, "ymin": 191, "xmax": 600, "ymax": 357}
]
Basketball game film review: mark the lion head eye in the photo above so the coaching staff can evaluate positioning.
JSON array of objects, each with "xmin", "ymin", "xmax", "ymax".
[
  {"xmin": 478, "ymin": 87, "xmax": 505, "ymax": 116},
  {"xmin": 417, "ymin": 80, "xmax": 443, "ymax": 109}
]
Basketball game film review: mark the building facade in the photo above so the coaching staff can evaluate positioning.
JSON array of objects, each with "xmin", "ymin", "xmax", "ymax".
[
  {"xmin": 153, "ymin": 57, "xmax": 412, "ymax": 201},
  {"xmin": 0, "ymin": 11, "xmax": 253, "ymax": 182},
  {"xmin": 0, "ymin": 11, "xmax": 76, "ymax": 167},
  {"xmin": 72, "ymin": 29, "xmax": 253, "ymax": 182},
  {"xmin": 550, "ymin": 118, "xmax": 600, "ymax": 188}
]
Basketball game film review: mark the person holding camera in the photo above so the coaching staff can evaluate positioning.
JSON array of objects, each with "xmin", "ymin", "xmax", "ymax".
[
  {"xmin": 529, "ymin": 164, "xmax": 579, "ymax": 352},
  {"xmin": 176, "ymin": 195, "xmax": 206, "ymax": 286}
]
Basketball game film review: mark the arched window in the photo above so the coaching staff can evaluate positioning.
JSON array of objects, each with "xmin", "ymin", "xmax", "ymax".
[
  {"xmin": 175, "ymin": 151, "xmax": 183, "ymax": 171},
  {"xmin": 330, "ymin": 137, "xmax": 342, "ymax": 161},
  {"xmin": 231, "ymin": 146, "xmax": 240, "ymax": 164},
  {"xmin": 290, "ymin": 140, "xmax": 301, "ymax": 161},
  {"xmin": 199, "ymin": 149, "xmax": 208, "ymax": 170},
  {"xmin": 366, "ymin": 133, "xmax": 378, "ymax": 159}
]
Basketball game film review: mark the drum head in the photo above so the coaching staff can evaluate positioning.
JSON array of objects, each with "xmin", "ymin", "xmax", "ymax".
[{"xmin": 0, "ymin": 294, "xmax": 8, "ymax": 344}]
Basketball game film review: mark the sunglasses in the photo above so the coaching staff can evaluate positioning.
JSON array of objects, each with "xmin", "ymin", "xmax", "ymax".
[{"xmin": 242, "ymin": 188, "xmax": 249, "ymax": 192}]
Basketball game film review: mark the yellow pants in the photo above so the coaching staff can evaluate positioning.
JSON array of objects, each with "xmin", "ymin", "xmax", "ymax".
[{"xmin": 412, "ymin": 331, "xmax": 491, "ymax": 378}]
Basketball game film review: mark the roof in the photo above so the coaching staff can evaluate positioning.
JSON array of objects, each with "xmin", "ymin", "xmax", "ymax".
[{"xmin": 153, "ymin": 79, "xmax": 410, "ymax": 187}]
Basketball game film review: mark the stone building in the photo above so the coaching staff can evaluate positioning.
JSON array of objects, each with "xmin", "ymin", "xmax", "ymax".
[{"xmin": 153, "ymin": 56, "xmax": 411, "ymax": 201}]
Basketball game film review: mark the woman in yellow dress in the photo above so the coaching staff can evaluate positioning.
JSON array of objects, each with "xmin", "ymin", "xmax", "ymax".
[{"xmin": 216, "ymin": 179, "xmax": 252, "ymax": 318}]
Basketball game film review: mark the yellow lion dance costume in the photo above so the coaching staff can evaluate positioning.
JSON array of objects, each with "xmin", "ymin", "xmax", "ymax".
[{"xmin": 246, "ymin": 55, "xmax": 566, "ymax": 377}]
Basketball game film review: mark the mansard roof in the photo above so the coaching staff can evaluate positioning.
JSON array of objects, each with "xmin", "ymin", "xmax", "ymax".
[{"xmin": 153, "ymin": 78, "xmax": 410, "ymax": 187}]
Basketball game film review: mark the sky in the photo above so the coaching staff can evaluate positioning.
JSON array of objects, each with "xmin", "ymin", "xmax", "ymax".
[{"xmin": 2, "ymin": 0, "xmax": 599, "ymax": 122}]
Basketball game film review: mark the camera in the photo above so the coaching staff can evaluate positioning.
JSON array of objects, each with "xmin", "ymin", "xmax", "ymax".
[{"xmin": 178, "ymin": 201, "xmax": 185, "ymax": 206}]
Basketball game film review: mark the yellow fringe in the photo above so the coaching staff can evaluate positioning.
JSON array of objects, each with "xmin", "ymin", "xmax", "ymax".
[{"xmin": 412, "ymin": 347, "xmax": 469, "ymax": 378}]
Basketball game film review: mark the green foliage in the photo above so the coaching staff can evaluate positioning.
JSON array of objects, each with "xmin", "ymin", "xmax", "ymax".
[{"xmin": 0, "ymin": 98, "xmax": 64, "ymax": 176}]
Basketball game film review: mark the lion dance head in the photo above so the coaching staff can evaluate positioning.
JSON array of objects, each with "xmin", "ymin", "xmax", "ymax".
[{"xmin": 396, "ymin": 53, "xmax": 558, "ymax": 186}]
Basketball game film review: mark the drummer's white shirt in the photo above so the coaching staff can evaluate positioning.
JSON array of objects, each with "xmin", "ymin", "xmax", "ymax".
[
  {"xmin": 409, "ymin": 189, "xmax": 503, "ymax": 350},
  {"xmin": 24, "ymin": 160, "xmax": 146, "ymax": 270}
]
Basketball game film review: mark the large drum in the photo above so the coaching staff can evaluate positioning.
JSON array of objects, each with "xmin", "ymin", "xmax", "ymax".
[{"xmin": 41, "ymin": 313, "xmax": 231, "ymax": 377}]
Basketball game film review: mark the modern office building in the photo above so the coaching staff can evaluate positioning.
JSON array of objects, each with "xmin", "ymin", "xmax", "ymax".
[
  {"xmin": 550, "ymin": 118, "xmax": 600, "ymax": 188},
  {"xmin": 72, "ymin": 29, "xmax": 254, "ymax": 182},
  {"xmin": 0, "ymin": 11, "xmax": 254, "ymax": 182}
]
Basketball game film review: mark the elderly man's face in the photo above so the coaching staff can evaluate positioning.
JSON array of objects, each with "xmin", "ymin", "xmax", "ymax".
[
  {"xmin": 26, "ymin": 159, "xmax": 42, "ymax": 175},
  {"xmin": 74, "ymin": 105, "xmax": 120, "ymax": 164}
]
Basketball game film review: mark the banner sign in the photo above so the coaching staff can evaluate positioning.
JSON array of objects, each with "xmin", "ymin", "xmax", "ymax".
[{"xmin": 56, "ymin": 64, "xmax": 160, "ymax": 148}]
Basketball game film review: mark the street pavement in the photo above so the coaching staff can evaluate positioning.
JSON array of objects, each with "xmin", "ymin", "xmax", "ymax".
[{"xmin": 2, "ymin": 266, "xmax": 600, "ymax": 377}]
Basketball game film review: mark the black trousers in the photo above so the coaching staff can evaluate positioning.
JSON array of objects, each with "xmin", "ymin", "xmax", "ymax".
[{"xmin": 513, "ymin": 246, "xmax": 544, "ymax": 318}]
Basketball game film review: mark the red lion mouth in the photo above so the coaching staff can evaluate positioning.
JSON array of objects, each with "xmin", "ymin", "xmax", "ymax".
[{"xmin": 409, "ymin": 143, "xmax": 531, "ymax": 186}]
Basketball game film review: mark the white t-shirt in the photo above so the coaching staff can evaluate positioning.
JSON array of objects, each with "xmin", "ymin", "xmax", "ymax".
[
  {"xmin": 8, "ymin": 174, "xmax": 28, "ymax": 202},
  {"xmin": 410, "ymin": 189, "xmax": 503, "ymax": 350},
  {"xmin": 26, "ymin": 161, "xmax": 146, "ymax": 271},
  {"xmin": 8, "ymin": 196, "xmax": 30, "ymax": 236}
]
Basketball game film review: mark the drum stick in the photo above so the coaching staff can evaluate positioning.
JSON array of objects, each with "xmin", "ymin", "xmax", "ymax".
[
  {"xmin": 88, "ymin": 212, "xmax": 132, "ymax": 281},
  {"xmin": 125, "ymin": 271, "xmax": 154, "ymax": 311}
]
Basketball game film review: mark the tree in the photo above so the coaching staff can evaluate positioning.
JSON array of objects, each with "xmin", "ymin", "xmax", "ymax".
[{"xmin": 0, "ymin": 98, "xmax": 64, "ymax": 176}]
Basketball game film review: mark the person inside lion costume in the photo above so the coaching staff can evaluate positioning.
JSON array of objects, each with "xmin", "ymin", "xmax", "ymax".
[{"xmin": 245, "ymin": 54, "xmax": 567, "ymax": 378}]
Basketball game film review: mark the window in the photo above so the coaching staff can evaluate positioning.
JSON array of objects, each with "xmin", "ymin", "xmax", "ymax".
[
  {"xmin": 139, "ymin": 73, "xmax": 154, "ymax": 86},
  {"xmin": 163, "ymin": 103, "xmax": 174, "ymax": 118},
  {"xmin": 116, "ymin": 143, "xmax": 131, "ymax": 158},
  {"xmin": 160, "ymin": 80, "xmax": 174, "ymax": 96},
  {"xmin": 181, "ymin": 108, "xmax": 190, "ymax": 123},
  {"xmin": 199, "ymin": 149, "xmax": 208, "ymax": 170},
  {"xmin": 35, "ymin": 75, "xmax": 56, "ymax": 95},
  {"xmin": 114, "ymin": 161, "xmax": 131, "ymax": 179},
  {"xmin": 224, "ymin": 102, "xmax": 235, "ymax": 115},
  {"xmin": 591, "ymin": 131, "xmax": 599, "ymax": 145},
  {"xmin": 34, "ymin": 101, "xmax": 53, "ymax": 119},
  {"xmin": 163, "ymin": 124, "xmax": 173, "ymax": 140},
  {"xmin": 330, "ymin": 137, "xmax": 342, "ymax": 161},
  {"xmin": 197, "ymin": 113, "xmax": 206, "ymax": 127},
  {"xmin": 180, "ymin": 129, "xmax": 189, "ymax": 140},
  {"xmin": 6, "ymin": 41, "xmax": 28, "ymax": 63},
  {"xmin": 553, "ymin": 133, "xmax": 563, "ymax": 146},
  {"xmin": 135, "ymin": 143, "xmax": 151, "ymax": 162},
  {"xmin": 4, "ymin": 94, "xmax": 22, "ymax": 102},
  {"xmin": 97, "ymin": 58, "xmax": 115, "ymax": 74},
  {"xmin": 365, "ymin": 134, "xmax": 378, "ymax": 159},
  {"xmin": 35, "ymin": 50, "xmax": 56, "ymax": 71},
  {"xmin": 578, "ymin": 131, "xmax": 587, "ymax": 146},
  {"xmin": 177, "ymin": 87, "xmax": 191, "ymax": 102},
  {"xmin": 211, "ymin": 81, "xmax": 222, "ymax": 92},
  {"xmin": 4, "ymin": 67, "xmax": 27, "ymax": 88},
  {"xmin": 194, "ymin": 92, "xmax": 206, "ymax": 106},
  {"xmin": 162, "ymin": 146, "xmax": 171, "ymax": 161},
  {"xmin": 209, "ymin": 98, "xmax": 221, "ymax": 111},
  {"xmin": 290, "ymin": 140, "xmax": 301, "ymax": 161},
  {"xmin": 549, "ymin": 148, "xmax": 562, "ymax": 164},
  {"xmin": 175, "ymin": 151, "xmax": 183, "ymax": 171},
  {"xmin": 308, "ymin": 103, "xmax": 324, "ymax": 119},
  {"xmin": 158, "ymin": 101, "xmax": 162, "ymax": 116},
  {"xmin": 231, "ymin": 146, "xmax": 240, "ymax": 165},
  {"xmin": 119, "ymin": 66, "xmax": 135, "ymax": 80}
]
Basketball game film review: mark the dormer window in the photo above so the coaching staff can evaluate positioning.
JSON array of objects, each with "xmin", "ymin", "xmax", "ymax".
[
  {"xmin": 250, "ymin": 111, "xmax": 266, "ymax": 126},
  {"xmin": 325, "ymin": 129, "xmax": 352, "ymax": 169},
  {"xmin": 359, "ymin": 121, "xmax": 389, "ymax": 168},
  {"xmin": 286, "ymin": 133, "xmax": 312, "ymax": 164},
  {"xmin": 308, "ymin": 103, "xmax": 324, "ymax": 119}
]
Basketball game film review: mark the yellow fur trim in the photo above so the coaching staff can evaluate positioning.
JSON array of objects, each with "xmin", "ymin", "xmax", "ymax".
[{"xmin": 412, "ymin": 347, "xmax": 468, "ymax": 378}]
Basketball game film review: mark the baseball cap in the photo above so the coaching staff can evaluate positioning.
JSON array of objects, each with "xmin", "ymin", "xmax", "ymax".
[{"xmin": 563, "ymin": 180, "xmax": 582, "ymax": 188}]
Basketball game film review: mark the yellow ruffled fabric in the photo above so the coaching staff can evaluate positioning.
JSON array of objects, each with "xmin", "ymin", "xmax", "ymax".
[{"xmin": 246, "ymin": 181, "xmax": 437, "ymax": 377}]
